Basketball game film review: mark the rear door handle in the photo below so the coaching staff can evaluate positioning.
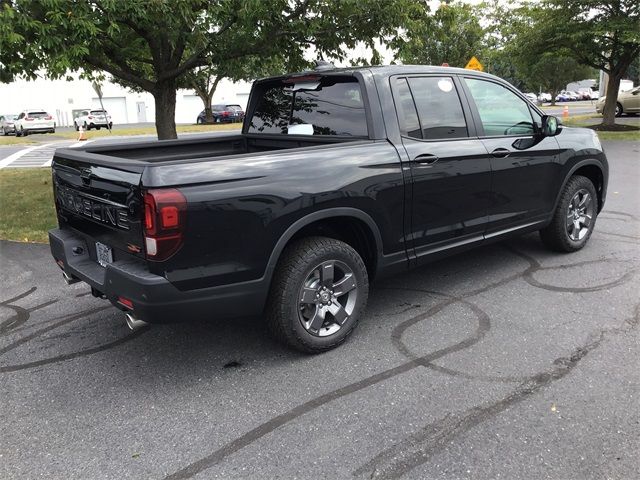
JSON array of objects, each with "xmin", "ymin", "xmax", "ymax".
[
  {"xmin": 490, "ymin": 148, "xmax": 510, "ymax": 158},
  {"xmin": 412, "ymin": 154, "xmax": 439, "ymax": 165}
]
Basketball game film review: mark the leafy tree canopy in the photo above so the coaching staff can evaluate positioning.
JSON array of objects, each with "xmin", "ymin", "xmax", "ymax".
[{"xmin": 513, "ymin": 0, "xmax": 640, "ymax": 125}]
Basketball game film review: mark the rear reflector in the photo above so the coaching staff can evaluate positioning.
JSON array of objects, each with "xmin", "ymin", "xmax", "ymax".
[{"xmin": 118, "ymin": 296, "xmax": 133, "ymax": 309}]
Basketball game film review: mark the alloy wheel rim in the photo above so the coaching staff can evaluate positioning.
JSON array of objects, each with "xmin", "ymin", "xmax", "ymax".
[
  {"xmin": 566, "ymin": 188, "xmax": 594, "ymax": 241},
  {"xmin": 298, "ymin": 260, "xmax": 357, "ymax": 337}
]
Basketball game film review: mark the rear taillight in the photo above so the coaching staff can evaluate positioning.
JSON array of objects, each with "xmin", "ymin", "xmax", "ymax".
[
  {"xmin": 143, "ymin": 189, "xmax": 187, "ymax": 261},
  {"xmin": 222, "ymin": 111, "xmax": 229, "ymax": 116},
  {"xmin": 44, "ymin": 115, "xmax": 52, "ymax": 120}
]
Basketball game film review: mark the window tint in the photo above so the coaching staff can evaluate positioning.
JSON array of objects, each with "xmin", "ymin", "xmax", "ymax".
[
  {"xmin": 90, "ymin": 110, "xmax": 106, "ymax": 114},
  {"xmin": 28, "ymin": 111, "xmax": 48, "ymax": 118},
  {"xmin": 248, "ymin": 77, "xmax": 367, "ymax": 136},
  {"xmin": 395, "ymin": 78, "xmax": 421, "ymax": 138},
  {"xmin": 407, "ymin": 77, "xmax": 468, "ymax": 140},
  {"xmin": 465, "ymin": 78, "xmax": 535, "ymax": 136}
]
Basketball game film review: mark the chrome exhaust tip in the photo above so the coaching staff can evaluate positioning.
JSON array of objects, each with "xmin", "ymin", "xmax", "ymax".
[
  {"xmin": 62, "ymin": 271, "xmax": 79, "ymax": 285},
  {"xmin": 125, "ymin": 312, "xmax": 148, "ymax": 331}
]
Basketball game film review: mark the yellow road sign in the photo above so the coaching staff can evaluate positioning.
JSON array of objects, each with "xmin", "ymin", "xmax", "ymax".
[{"xmin": 465, "ymin": 56, "xmax": 484, "ymax": 71}]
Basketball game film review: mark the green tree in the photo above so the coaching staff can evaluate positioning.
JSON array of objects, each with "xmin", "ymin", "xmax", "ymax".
[
  {"xmin": 0, "ymin": 0, "xmax": 422, "ymax": 139},
  {"xmin": 523, "ymin": 54, "xmax": 594, "ymax": 105},
  {"xmin": 517, "ymin": 0, "xmax": 640, "ymax": 126},
  {"xmin": 183, "ymin": 55, "xmax": 285, "ymax": 124},
  {"xmin": 396, "ymin": 2, "xmax": 484, "ymax": 68}
]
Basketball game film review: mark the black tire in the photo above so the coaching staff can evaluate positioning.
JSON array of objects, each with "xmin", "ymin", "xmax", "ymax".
[
  {"xmin": 74, "ymin": 122, "xmax": 79, "ymax": 131},
  {"xmin": 96, "ymin": 126, "xmax": 101, "ymax": 130},
  {"xmin": 615, "ymin": 103, "xmax": 623, "ymax": 117},
  {"xmin": 266, "ymin": 236, "xmax": 369, "ymax": 353},
  {"xmin": 15, "ymin": 128, "xmax": 21, "ymax": 137},
  {"xmin": 50, "ymin": 128, "xmax": 55, "ymax": 133},
  {"xmin": 0, "ymin": 127, "xmax": 5, "ymax": 136},
  {"xmin": 83, "ymin": 122, "xmax": 88, "ymax": 130},
  {"xmin": 22, "ymin": 128, "xmax": 28, "ymax": 136},
  {"xmin": 540, "ymin": 175, "xmax": 598, "ymax": 252}
]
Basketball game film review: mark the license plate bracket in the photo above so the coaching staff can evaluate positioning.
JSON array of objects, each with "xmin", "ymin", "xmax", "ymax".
[{"xmin": 96, "ymin": 242, "xmax": 113, "ymax": 267}]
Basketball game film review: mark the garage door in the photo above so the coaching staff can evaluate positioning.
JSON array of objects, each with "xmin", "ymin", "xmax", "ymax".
[
  {"xmin": 92, "ymin": 97, "xmax": 128, "ymax": 125},
  {"xmin": 178, "ymin": 94, "xmax": 203, "ymax": 124}
]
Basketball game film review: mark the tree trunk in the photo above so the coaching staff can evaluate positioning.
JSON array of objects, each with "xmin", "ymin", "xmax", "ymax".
[
  {"xmin": 153, "ymin": 80, "xmax": 178, "ymax": 140},
  {"xmin": 601, "ymin": 74, "xmax": 621, "ymax": 127}
]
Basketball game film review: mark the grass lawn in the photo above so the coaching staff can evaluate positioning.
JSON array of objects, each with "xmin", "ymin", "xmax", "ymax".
[
  {"xmin": 0, "ymin": 168, "xmax": 56, "ymax": 243},
  {"xmin": 0, "ymin": 122, "xmax": 240, "ymax": 146}
]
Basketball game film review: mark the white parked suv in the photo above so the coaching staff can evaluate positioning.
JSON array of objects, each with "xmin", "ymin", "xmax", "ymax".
[
  {"xmin": 74, "ymin": 109, "xmax": 112, "ymax": 131},
  {"xmin": 14, "ymin": 109, "xmax": 56, "ymax": 136}
]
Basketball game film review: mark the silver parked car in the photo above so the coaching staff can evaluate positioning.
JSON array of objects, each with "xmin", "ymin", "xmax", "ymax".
[{"xmin": 0, "ymin": 114, "xmax": 18, "ymax": 135}]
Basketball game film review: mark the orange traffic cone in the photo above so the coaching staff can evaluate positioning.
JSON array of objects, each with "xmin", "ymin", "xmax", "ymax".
[
  {"xmin": 78, "ymin": 125, "xmax": 87, "ymax": 141},
  {"xmin": 562, "ymin": 105, "xmax": 569, "ymax": 120}
]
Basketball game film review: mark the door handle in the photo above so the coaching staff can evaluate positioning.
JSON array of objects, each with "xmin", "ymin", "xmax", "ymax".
[
  {"xmin": 490, "ymin": 148, "xmax": 510, "ymax": 158},
  {"xmin": 412, "ymin": 154, "xmax": 439, "ymax": 165}
]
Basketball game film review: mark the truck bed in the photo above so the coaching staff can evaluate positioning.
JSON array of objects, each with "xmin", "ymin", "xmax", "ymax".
[{"xmin": 69, "ymin": 133, "xmax": 365, "ymax": 165}]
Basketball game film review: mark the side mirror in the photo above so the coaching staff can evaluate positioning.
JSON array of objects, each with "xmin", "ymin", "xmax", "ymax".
[{"xmin": 541, "ymin": 115, "xmax": 560, "ymax": 136}]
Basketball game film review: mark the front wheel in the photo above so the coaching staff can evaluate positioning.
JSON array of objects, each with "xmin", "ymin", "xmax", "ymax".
[
  {"xmin": 266, "ymin": 237, "xmax": 369, "ymax": 353},
  {"xmin": 540, "ymin": 175, "xmax": 598, "ymax": 252}
]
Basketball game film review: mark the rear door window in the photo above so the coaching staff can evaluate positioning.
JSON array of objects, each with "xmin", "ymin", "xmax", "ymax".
[
  {"xmin": 464, "ymin": 78, "xmax": 535, "ymax": 136},
  {"xmin": 248, "ymin": 77, "xmax": 368, "ymax": 136}
]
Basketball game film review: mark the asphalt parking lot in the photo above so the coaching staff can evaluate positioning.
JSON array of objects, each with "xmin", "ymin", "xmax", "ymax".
[{"xmin": 1, "ymin": 140, "xmax": 638, "ymax": 479}]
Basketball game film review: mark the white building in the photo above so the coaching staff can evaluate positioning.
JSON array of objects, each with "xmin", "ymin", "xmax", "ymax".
[{"xmin": 0, "ymin": 75, "xmax": 252, "ymax": 127}]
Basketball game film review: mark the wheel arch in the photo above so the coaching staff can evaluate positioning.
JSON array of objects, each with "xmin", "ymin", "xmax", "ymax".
[
  {"xmin": 264, "ymin": 208, "xmax": 384, "ymax": 285},
  {"xmin": 555, "ymin": 160, "xmax": 606, "ymax": 214}
]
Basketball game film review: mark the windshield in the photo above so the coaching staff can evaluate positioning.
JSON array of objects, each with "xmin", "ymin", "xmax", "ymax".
[
  {"xmin": 248, "ymin": 76, "xmax": 368, "ymax": 136},
  {"xmin": 3, "ymin": 114, "xmax": 17, "ymax": 120}
]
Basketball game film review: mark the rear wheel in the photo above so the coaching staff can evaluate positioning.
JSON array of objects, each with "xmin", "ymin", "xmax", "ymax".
[
  {"xmin": 540, "ymin": 175, "xmax": 598, "ymax": 252},
  {"xmin": 266, "ymin": 237, "xmax": 369, "ymax": 353},
  {"xmin": 0, "ymin": 127, "xmax": 5, "ymax": 136},
  {"xmin": 22, "ymin": 127, "xmax": 28, "ymax": 136},
  {"xmin": 74, "ymin": 122, "xmax": 79, "ymax": 131}
]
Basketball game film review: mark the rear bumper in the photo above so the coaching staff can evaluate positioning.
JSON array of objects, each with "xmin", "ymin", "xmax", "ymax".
[
  {"xmin": 25, "ymin": 127, "xmax": 54, "ymax": 132},
  {"xmin": 49, "ymin": 228, "xmax": 268, "ymax": 323}
]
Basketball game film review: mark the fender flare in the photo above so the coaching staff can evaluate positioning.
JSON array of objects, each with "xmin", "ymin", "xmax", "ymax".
[
  {"xmin": 553, "ymin": 159, "xmax": 605, "ymax": 213},
  {"xmin": 263, "ymin": 207, "xmax": 384, "ymax": 282}
]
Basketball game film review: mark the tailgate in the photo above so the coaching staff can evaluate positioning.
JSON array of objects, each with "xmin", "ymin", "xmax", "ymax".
[{"xmin": 52, "ymin": 154, "xmax": 146, "ymax": 261}]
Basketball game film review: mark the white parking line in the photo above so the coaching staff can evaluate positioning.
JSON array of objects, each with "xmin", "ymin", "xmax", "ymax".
[
  {"xmin": 0, "ymin": 144, "xmax": 45, "ymax": 169},
  {"xmin": 41, "ymin": 140, "xmax": 94, "ymax": 166}
]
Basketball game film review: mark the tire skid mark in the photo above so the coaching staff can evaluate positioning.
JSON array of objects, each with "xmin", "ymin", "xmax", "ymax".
[
  {"xmin": 600, "ymin": 210, "xmax": 640, "ymax": 222},
  {"xmin": 509, "ymin": 248, "xmax": 637, "ymax": 293},
  {"xmin": 596, "ymin": 230, "xmax": 640, "ymax": 241},
  {"xmin": 354, "ymin": 302, "xmax": 640, "ymax": 479},
  {"xmin": 0, "ymin": 325, "xmax": 149, "ymax": 373},
  {"xmin": 1, "ymin": 287, "xmax": 36, "ymax": 305},
  {"xmin": 0, "ymin": 306, "xmax": 109, "ymax": 356},
  {"xmin": 0, "ymin": 288, "xmax": 38, "ymax": 335}
]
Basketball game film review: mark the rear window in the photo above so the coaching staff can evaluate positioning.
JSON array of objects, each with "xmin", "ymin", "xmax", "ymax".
[
  {"xmin": 90, "ymin": 110, "xmax": 106, "ymax": 114},
  {"xmin": 248, "ymin": 76, "xmax": 368, "ymax": 136},
  {"xmin": 28, "ymin": 112, "xmax": 48, "ymax": 118},
  {"xmin": 226, "ymin": 105, "xmax": 243, "ymax": 111}
]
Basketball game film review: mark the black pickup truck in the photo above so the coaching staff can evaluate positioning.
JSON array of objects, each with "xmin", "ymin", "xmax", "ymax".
[{"xmin": 49, "ymin": 65, "xmax": 608, "ymax": 353}]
